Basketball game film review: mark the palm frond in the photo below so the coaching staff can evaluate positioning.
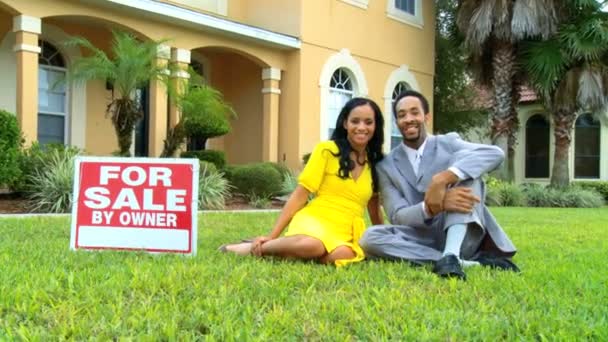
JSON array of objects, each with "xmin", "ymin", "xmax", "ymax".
[
  {"xmin": 511, "ymin": 0, "xmax": 558, "ymax": 40},
  {"xmin": 577, "ymin": 68, "xmax": 608, "ymax": 113}
]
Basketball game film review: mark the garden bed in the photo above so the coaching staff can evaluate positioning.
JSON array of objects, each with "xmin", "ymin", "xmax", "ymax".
[{"xmin": 0, "ymin": 192, "xmax": 283, "ymax": 214}]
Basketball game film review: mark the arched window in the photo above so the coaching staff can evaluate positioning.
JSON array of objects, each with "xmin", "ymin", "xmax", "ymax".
[
  {"xmin": 525, "ymin": 114, "xmax": 550, "ymax": 178},
  {"xmin": 575, "ymin": 113, "xmax": 601, "ymax": 179},
  {"xmin": 390, "ymin": 81, "xmax": 410, "ymax": 149},
  {"xmin": 326, "ymin": 68, "xmax": 354, "ymax": 137},
  {"xmin": 38, "ymin": 40, "xmax": 68, "ymax": 145}
]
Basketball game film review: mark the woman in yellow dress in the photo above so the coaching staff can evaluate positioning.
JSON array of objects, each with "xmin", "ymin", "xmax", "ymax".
[{"xmin": 222, "ymin": 97, "xmax": 385, "ymax": 266}]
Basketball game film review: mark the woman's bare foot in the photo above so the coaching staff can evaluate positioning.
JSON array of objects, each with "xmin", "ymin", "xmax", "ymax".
[{"xmin": 223, "ymin": 242, "xmax": 253, "ymax": 256}]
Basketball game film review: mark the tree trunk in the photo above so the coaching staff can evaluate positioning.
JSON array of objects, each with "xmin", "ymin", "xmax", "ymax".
[
  {"xmin": 491, "ymin": 39, "xmax": 516, "ymax": 181},
  {"xmin": 108, "ymin": 98, "xmax": 141, "ymax": 157},
  {"xmin": 550, "ymin": 111, "xmax": 575, "ymax": 188}
]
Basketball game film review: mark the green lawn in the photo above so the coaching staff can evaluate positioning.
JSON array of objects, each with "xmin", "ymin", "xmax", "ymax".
[{"xmin": 1, "ymin": 208, "xmax": 607, "ymax": 340}]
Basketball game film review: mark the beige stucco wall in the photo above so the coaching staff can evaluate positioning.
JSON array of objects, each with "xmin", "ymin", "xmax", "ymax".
[{"xmin": 203, "ymin": 49, "xmax": 264, "ymax": 164}]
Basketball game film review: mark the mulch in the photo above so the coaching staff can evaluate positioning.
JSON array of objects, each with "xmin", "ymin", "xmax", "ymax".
[{"xmin": 0, "ymin": 193, "xmax": 283, "ymax": 214}]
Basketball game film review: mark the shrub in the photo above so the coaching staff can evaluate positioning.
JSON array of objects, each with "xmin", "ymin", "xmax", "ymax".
[
  {"xmin": 247, "ymin": 193, "xmax": 272, "ymax": 209},
  {"xmin": 0, "ymin": 109, "xmax": 23, "ymax": 188},
  {"xmin": 521, "ymin": 183, "xmax": 549, "ymax": 207},
  {"xmin": 12, "ymin": 143, "xmax": 82, "ymax": 193},
  {"xmin": 521, "ymin": 183, "xmax": 604, "ymax": 208},
  {"xmin": 199, "ymin": 160, "xmax": 217, "ymax": 175},
  {"xmin": 225, "ymin": 163, "xmax": 283, "ymax": 199},
  {"xmin": 181, "ymin": 150, "xmax": 226, "ymax": 169},
  {"xmin": 26, "ymin": 147, "xmax": 80, "ymax": 213},
  {"xmin": 280, "ymin": 171, "xmax": 299, "ymax": 196},
  {"xmin": 574, "ymin": 181, "xmax": 608, "ymax": 201},
  {"xmin": 484, "ymin": 177, "xmax": 525, "ymax": 207},
  {"xmin": 198, "ymin": 163, "xmax": 232, "ymax": 210},
  {"xmin": 263, "ymin": 162, "xmax": 291, "ymax": 182},
  {"xmin": 549, "ymin": 186, "xmax": 604, "ymax": 208},
  {"xmin": 302, "ymin": 152, "xmax": 312, "ymax": 166}
]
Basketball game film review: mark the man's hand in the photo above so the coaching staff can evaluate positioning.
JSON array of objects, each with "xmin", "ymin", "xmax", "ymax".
[
  {"xmin": 424, "ymin": 170, "xmax": 460, "ymax": 216},
  {"xmin": 251, "ymin": 236, "xmax": 272, "ymax": 256},
  {"xmin": 443, "ymin": 187, "xmax": 480, "ymax": 213}
]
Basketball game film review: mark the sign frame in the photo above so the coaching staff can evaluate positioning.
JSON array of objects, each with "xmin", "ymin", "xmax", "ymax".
[{"xmin": 69, "ymin": 156, "xmax": 199, "ymax": 255}]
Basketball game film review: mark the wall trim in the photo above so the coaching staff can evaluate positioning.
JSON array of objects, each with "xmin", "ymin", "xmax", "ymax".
[
  {"xmin": 91, "ymin": 0, "xmax": 301, "ymax": 49},
  {"xmin": 12, "ymin": 44, "xmax": 41, "ymax": 54},
  {"xmin": 12, "ymin": 15, "xmax": 42, "ymax": 34}
]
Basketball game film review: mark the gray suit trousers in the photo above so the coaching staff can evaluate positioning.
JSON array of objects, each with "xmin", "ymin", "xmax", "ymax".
[{"xmin": 360, "ymin": 179, "xmax": 486, "ymax": 263}]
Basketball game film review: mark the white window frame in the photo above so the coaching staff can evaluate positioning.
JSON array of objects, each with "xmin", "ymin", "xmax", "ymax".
[
  {"xmin": 572, "ymin": 113, "xmax": 603, "ymax": 180},
  {"xmin": 339, "ymin": 0, "xmax": 369, "ymax": 10},
  {"xmin": 386, "ymin": 0, "xmax": 423, "ymax": 28},
  {"xmin": 327, "ymin": 70, "xmax": 356, "ymax": 138},
  {"xmin": 383, "ymin": 65, "xmax": 420, "ymax": 153},
  {"xmin": 319, "ymin": 49, "xmax": 368, "ymax": 141}
]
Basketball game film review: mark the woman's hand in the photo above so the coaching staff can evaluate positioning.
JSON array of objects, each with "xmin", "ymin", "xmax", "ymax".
[{"xmin": 251, "ymin": 236, "xmax": 272, "ymax": 256}]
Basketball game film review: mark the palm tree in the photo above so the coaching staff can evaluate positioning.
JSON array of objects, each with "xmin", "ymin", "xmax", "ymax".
[
  {"xmin": 456, "ymin": 0, "xmax": 559, "ymax": 180},
  {"xmin": 66, "ymin": 31, "xmax": 169, "ymax": 156},
  {"xmin": 160, "ymin": 71, "xmax": 235, "ymax": 157},
  {"xmin": 522, "ymin": 0, "xmax": 608, "ymax": 187}
]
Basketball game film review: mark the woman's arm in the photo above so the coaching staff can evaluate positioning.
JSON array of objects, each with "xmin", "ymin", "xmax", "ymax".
[
  {"xmin": 367, "ymin": 193, "xmax": 384, "ymax": 225},
  {"xmin": 266, "ymin": 185, "xmax": 310, "ymax": 239}
]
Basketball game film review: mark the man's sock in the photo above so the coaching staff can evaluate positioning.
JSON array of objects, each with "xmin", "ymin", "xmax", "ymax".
[
  {"xmin": 461, "ymin": 259, "xmax": 481, "ymax": 268},
  {"xmin": 442, "ymin": 224, "xmax": 467, "ymax": 258}
]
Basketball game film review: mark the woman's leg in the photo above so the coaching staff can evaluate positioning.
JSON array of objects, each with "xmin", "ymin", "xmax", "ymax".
[
  {"xmin": 319, "ymin": 246, "xmax": 356, "ymax": 264},
  {"xmin": 260, "ymin": 235, "xmax": 326, "ymax": 260},
  {"xmin": 223, "ymin": 235, "xmax": 327, "ymax": 260}
]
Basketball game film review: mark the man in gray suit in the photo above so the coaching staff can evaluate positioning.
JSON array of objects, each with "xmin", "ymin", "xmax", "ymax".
[{"xmin": 360, "ymin": 90, "xmax": 518, "ymax": 280}]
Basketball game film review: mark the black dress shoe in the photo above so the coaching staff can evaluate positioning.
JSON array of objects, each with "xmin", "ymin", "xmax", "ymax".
[
  {"xmin": 432, "ymin": 254, "xmax": 466, "ymax": 280},
  {"xmin": 474, "ymin": 255, "xmax": 520, "ymax": 272}
]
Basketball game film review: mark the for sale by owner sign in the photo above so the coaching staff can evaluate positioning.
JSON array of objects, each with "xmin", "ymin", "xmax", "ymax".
[{"xmin": 70, "ymin": 157, "xmax": 199, "ymax": 255}]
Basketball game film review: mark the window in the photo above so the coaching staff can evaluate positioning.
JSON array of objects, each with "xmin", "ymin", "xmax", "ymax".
[
  {"xmin": 574, "ymin": 113, "xmax": 601, "ymax": 179},
  {"xmin": 525, "ymin": 114, "xmax": 550, "ymax": 178},
  {"xmin": 395, "ymin": 0, "xmax": 415, "ymax": 15},
  {"xmin": 390, "ymin": 82, "xmax": 410, "ymax": 149},
  {"xmin": 327, "ymin": 68, "xmax": 354, "ymax": 138},
  {"xmin": 38, "ymin": 41, "xmax": 67, "ymax": 145},
  {"xmin": 387, "ymin": 0, "xmax": 423, "ymax": 27}
]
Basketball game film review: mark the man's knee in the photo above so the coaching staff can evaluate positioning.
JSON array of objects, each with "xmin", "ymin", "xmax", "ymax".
[{"xmin": 360, "ymin": 227, "xmax": 382, "ymax": 250}]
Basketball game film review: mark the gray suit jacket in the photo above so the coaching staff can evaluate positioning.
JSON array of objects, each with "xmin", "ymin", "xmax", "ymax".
[{"xmin": 377, "ymin": 133, "xmax": 516, "ymax": 256}]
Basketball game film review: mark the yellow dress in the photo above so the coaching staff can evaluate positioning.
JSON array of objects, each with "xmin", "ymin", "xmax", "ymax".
[{"xmin": 285, "ymin": 140, "xmax": 373, "ymax": 267}]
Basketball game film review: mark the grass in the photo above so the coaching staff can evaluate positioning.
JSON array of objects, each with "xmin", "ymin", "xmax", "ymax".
[{"xmin": 1, "ymin": 207, "xmax": 607, "ymax": 340}]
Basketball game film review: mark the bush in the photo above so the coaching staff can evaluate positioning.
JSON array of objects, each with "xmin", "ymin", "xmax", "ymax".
[
  {"xmin": 12, "ymin": 143, "xmax": 82, "ymax": 193},
  {"xmin": 247, "ymin": 193, "xmax": 272, "ymax": 209},
  {"xmin": 280, "ymin": 171, "xmax": 299, "ymax": 196},
  {"xmin": 302, "ymin": 152, "xmax": 312, "ymax": 166},
  {"xmin": 548, "ymin": 186, "xmax": 604, "ymax": 208},
  {"xmin": 517, "ymin": 183, "xmax": 604, "ymax": 208},
  {"xmin": 181, "ymin": 150, "xmax": 226, "ymax": 170},
  {"xmin": 198, "ymin": 163, "xmax": 232, "ymax": 210},
  {"xmin": 225, "ymin": 163, "xmax": 283, "ymax": 199},
  {"xmin": 26, "ymin": 147, "xmax": 80, "ymax": 213},
  {"xmin": 521, "ymin": 183, "xmax": 549, "ymax": 207},
  {"xmin": 574, "ymin": 181, "xmax": 608, "ymax": 201},
  {"xmin": 0, "ymin": 109, "xmax": 23, "ymax": 188},
  {"xmin": 262, "ymin": 162, "xmax": 291, "ymax": 182},
  {"xmin": 485, "ymin": 177, "xmax": 525, "ymax": 207}
]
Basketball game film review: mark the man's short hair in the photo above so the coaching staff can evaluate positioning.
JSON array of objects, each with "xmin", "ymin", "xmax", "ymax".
[{"xmin": 392, "ymin": 90, "xmax": 430, "ymax": 117}]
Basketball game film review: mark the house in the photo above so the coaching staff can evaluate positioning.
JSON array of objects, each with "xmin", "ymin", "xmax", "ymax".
[
  {"xmin": 468, "ymin": 87, "xmax": 608, "ymax": 183},
  {"xmin": 0, "ymin": 0, "xmax": 435, "ymax": 169}
]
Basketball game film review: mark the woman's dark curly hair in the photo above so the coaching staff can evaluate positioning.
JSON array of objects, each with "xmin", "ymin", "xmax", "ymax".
[{"xmin": 330, "ymin": 97, "xmax": 385, "ymax": 192}]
